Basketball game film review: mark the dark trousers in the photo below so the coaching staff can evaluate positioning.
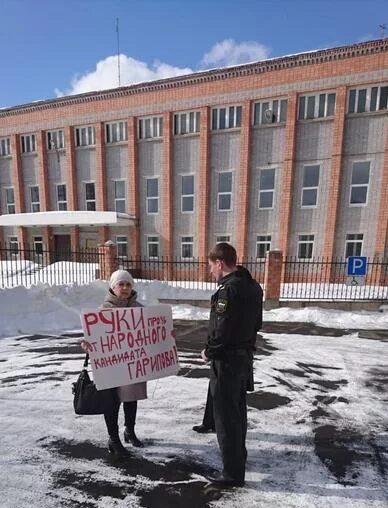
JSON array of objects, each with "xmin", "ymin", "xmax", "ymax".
[
  {"xmin": 202, "ymin": 384, "xmax": 215, "ymax": 429},
  {"xmin": 104, "ymin": 400, "xmax": 137, "ymax": 439},
  {"xmin": 210, "ymin": 352, "xmax": 249, "ymax": 482}
]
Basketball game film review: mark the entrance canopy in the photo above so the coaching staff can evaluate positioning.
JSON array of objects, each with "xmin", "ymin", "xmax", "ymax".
[{"xmin": 0, "ymin": 211, "xmax": 136, "ymax": 227}]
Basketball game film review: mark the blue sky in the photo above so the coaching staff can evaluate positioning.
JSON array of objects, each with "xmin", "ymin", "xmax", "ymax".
[{"xmin": 1, "ymin": 0, "xmax": 387, "ymax": 108}]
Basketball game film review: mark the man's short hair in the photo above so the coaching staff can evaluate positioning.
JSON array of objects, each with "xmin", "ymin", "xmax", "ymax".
[{"xmin": 208, "ymin": 242, "xmax": 237, "ymax": 266}]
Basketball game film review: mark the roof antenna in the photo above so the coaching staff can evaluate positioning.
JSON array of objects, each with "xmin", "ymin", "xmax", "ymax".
[
  {"xmin": 379, "ymin": 23, "xmax": 387, "ymax": 38},
  {"xmin": 116, "ymin": 17, "xmax": 121, "ymax": 87}
]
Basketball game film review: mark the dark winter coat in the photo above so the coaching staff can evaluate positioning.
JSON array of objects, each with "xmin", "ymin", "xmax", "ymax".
[{"xmin": 205, "ymin": 266, "xmax": 263, "ymax": 361}]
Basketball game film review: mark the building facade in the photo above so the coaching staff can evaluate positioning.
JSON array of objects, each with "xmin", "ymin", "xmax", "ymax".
[{"xmin": 0, "ymin": 38, "xmax": 387, "ymax": 261}]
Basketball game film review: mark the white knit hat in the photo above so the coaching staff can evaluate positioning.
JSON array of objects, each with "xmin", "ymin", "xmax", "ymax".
[{"xmin": 109, "ymin": 269, "xmax": 135, "ymax": 289}]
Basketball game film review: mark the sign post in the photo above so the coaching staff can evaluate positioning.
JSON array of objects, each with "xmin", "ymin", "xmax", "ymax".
[{"xmin": 346, "ymin": 256, "xmax": 367, "ymax": 286}]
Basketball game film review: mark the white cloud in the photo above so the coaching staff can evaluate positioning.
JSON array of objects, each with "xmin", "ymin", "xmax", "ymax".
[
  {"xmin": 55, "ymin": 55, "xmax": 193, "ymax": 97},
  {"xmin": 56, "ymin": 39, "xmax": 271, "ymax": 97},
  {"xmin": 200, "ymin": 39, "xmax": 270, "ymax": 68}
]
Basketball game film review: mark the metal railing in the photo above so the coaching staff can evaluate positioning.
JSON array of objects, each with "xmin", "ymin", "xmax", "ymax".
[
  {"xmin": 0, "ymin": 244, "xmax": 102, "ymax": 288},
  {"xmin": 282, "ymin": 256, "xmax": 388, "ymax": 301}
]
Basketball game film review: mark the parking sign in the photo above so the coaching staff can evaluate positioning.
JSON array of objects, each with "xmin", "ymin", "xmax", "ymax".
[{"xmin": 347, "ymin": 256, "xmax": 367, "ymax": 276}]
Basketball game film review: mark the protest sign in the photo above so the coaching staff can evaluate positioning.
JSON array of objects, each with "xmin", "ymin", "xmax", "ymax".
[{"xmin": 80, "ymin": 304, "xmax": 180, "ymax": 390}]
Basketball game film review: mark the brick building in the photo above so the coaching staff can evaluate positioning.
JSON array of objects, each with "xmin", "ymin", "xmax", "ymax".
[{"xmin": 0, "ymin": 38, "xmax": 387, "ymax": 262}]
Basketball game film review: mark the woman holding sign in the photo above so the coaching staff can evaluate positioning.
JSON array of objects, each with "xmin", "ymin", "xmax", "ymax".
[{"xmin": 101, "ymin": 269, "xmax": 147, "ymax": 457}]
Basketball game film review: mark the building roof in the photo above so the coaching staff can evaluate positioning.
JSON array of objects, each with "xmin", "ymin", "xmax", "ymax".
[{"xmin": 0, "ymin": 38, "xmax": 387, "ymax": 118}]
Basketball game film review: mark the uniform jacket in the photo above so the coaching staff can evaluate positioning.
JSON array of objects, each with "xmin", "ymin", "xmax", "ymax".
[
  {"xmin": 101, "ymin": 289, "xmax": 147, "ymax": 402},
  {"xmin": 205, "ymin": 266, "xmax": 263, "ymax": 361}
]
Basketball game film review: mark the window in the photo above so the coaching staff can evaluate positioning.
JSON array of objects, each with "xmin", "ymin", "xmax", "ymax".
[
  {"xmin": 181, "ymin": 175, "xmax": 194, "ymax": 212},
  {"xmin": 218, "ymin": 172, "xmax": 232, "ymax": 211},
  {"xmin": 56, "ymin": 184, "xmax": 67, "ymax": 211},
  {"xmin": 350, "ymin": 161, "xmax": 370, "ymax": 205},
  {"xmin": 253, "ymin": 99, "xmax": 287, "ymax": 125},
  {"xmin": 138, "ymin": 116, "xmax": 163, "ymax": 139},
  {"xmin": 301, "ymin": 165, "xmax": 320, "ymax": 207},
  {"xmin": 345, "ymin": 233, "xmax": 363, "ymax": 258},
  {"xmin": 75, "ymin": 126, "xmax": 95, "ymax": 147},
  {"xmin": 298, "ymin": 93, "xmax": 336, "ymax": 120},
  {"xmin": 114, "ymin": 180, "xmax": 126, "ymax": 213},
  {"xmin": 30, "ymin": 186, "xmax": 40, "ymax": 212},
  {"xmin": 21, "ymin": 134, "xmax": 36, "ymax": 153},
  {"xmin": 348, "ymin": 85, "xmax": 388, "ymax": 113},
  {"xmin": 147, "ymin": 236, "xmax": 160, "ymax": 259},
  {"xmin": 181, "ymin": 236, "xmax": 194, "ymax": 259},
  {"xmin": 47, "ymin": 130, "xmax": 64, "ymax": 150},
  {"xmin": 33, "ymin": 236, "xmax": 43, "ymax": 255},
  {"xmin": 5, "ymin": 188, "xmax": 15, "ymax": 214},
  {"xmin": 116, "ymin": 236, "xmax": 128, "ymax": 258},
  {"xmin": 106, "ymin": 121, "xmax": 128, "ymax": 143},
  {"xmin": 256, "ymin": 235, "xmax": 271, "ymax": 259},
  {"xmin": 259, "ymin": 168, "xmax": 275, "ymax": 208},
  {"xmin": 8, "ymin": 236, "xmax": 18, "ymax": 255},
  {"xmin": 85, "ymin": 182, "xmax": 96, "ymax": 211},
  {"xmin": 298, "ymin": 234, "xmax": 314, "ymax": 259},
  {"xmin": 216, "ymin": 235, "xmax": 231, "ymax": 244},
  {"xmin": 0, "ymin": 137, "xmax": 11, "ymax": 156},
  {"xmin": 174, "ymin": 111, "xmax": 200, "ymax": 135},
  {"xmin": 146, "ymin": 178, "xmax": 159, "ymax": 214},
  {"xmin": 212, "ymin": 106, "xmax": 242, "ymax": 130}
]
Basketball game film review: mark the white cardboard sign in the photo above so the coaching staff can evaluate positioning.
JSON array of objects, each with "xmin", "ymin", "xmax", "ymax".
[{"xmin": 80, "ymin": 304, "xmax": 179, "ymax": 390}]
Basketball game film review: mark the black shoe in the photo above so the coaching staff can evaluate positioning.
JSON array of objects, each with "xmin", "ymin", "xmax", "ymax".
[
  {"xmin": 108, "ymin": 437, "xmax": 131, "ymax": 457},
  {"xmin": 192, "ymin": 424, "xmax": 215, "ymax": 434},
  {"xmin": 207, "ymin": 473, "xmax": 245, "ymax": 488},
  {"xmin": 124, "ymin": 427, "xmax": 144, "ymax": 447}
]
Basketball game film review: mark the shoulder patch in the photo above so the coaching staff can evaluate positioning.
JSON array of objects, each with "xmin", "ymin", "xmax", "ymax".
[{"xmin": 216, "ymin": 298, "xmax": 228, "ymax": 313}]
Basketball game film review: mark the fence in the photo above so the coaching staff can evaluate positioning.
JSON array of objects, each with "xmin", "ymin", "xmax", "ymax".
[
  {"xmin": 282, "ymin": 256, "xmax": 388, "ymax": 301},
  {"xmin": 0, "ymin": 244, "xmax": 102, "ymax": 288}
]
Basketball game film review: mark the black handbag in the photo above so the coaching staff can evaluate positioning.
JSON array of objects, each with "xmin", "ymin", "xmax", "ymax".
[{"xmin": 72, "ymin": 354, "xmax": 116, "ymax": 415}]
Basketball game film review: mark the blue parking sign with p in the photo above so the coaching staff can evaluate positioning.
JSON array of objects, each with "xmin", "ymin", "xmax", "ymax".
[{"xmin": 347, "ymin": 256, "xmax": 367, "ymax": 276}]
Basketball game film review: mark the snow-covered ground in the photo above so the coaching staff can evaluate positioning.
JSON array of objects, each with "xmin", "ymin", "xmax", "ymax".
[{"xmin": 1, "ymin": 277, "xmax": 388, "ymax": 507}]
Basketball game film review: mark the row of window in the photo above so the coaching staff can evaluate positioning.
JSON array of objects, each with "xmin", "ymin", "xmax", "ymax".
[
  {"xmin": 1, "ymin": 84, "xmax": 385, "ymax": 155},
  {"xmin": 5, "ymin": 232, "xmax": 363, "ymax": 260},
  {"xmin": 1, "ymin": 160, "xmax": 372, "ymax": 215}
]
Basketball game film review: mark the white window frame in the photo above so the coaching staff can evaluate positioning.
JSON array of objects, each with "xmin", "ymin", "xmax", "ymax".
[
  {"xmin": 47, "ymin": 130, "xmax": 64, "ymax": 150},
  {"xmin": 216, "ymin": 235, "xmax": 231, "ymax": 244},
  {"xmin": 114, "ymin": 180, "xmax": 126, "ymax": 213},
  {"xmin": 349, "ymin": 161, "xmax": 370, "ymax": 207},
  {"xmin": 138, "ymin": 116, "xmax": 163, "ymax": 140},
  {"xmin": 258, "ymin": 168, "xmax": 276, "ymax": 209},
  {"xmin": 181, "ymin": 236, "xmax": 194, "ymax": 260},
  {"xmin": 181, "ymin": 174, "xmax": 194, "ymax": 213},
  {"xmin": 21, "ymin": 134, "xmax": 36, "ymax": 153},
  {"xmin": 56, "ymin": 183, "xmax": 67, "ymax": 211},
  {"xmin": 8, "ymin": 236, "xmax": 19, "ymax": 255},
  {"xmin": 297, "ymin": 234, "xmax": 315, "ymax": 260},
  {"xmin": 174, "ymin": 111, "xmax": 200, "ymax": 135},
  {"xmin": 5, "ymin": 187, "xmax": 15, "ymax": 214},
  {"xmin": 217, "ymin": 171, "xmax": 233, "ymax": 211},
  {"xmin": 105, "ymin": 121, "xmax": 128, "ymax": 143},
  {"xmin": 256, "ymin": 235, "xmax": 272, "ymax": 260},
  {"xmin": 345, "ymin": 233, "xmax": 363, "ymax": 258},
  {"xmin": 30, "ymin": 185, "xmax": 40, "ymax": 213},
  {"xmin": 253, "ymin": 99, "xmax": 288, "ymax": 125},
  {"xmin": 75, "ymin": 126, "xmax": 95, "ymax": 147},
  {"xmin": 211, "ymin": 105, "xmax": 242, "ymax": 130},
  {"xmin": 147, "ymin": 235, "xmax": 160, "ymax": 259},
  {"xmin": 298, "ymin": 92, "xmax": 336, "ymax": 120},
  {"xmin": 301, "ymin": 165, "xmax": 320, "ymax": 208},
  {"xmin": 33, "ymin": 236, "xmax": 44, "ymax": 255},
  {"xmin": 146, "ymin": 177, "xmax": 159, "ymax": 214},
  {"xmin": 116, "ymin": 236, "xmax": 128, "ymax": 258},
  {"xmin": 0, "ymin": 137, "xmax": 11, "ymax": 156},
  {"xmin": 84, "ymin": 182, "xmax": 96, "ymax": 211},
  {"xmin": 347, "ymin": 85, "xmax": 388, "ymax": 113}
]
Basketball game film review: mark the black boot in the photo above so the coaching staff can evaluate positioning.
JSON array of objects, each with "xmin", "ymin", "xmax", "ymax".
[
  {"xmin": 124, "ymin": 427, "xmax": 144, "ymax": 447},
  {"xmin": 108, "ymin": 437, "xmax": 131, "ymax": 457}
]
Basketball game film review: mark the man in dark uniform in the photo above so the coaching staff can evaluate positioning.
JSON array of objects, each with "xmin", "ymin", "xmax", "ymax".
[{"xmin": 202, "ymin": 243, "xmax": 263, "ymax": 488}]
